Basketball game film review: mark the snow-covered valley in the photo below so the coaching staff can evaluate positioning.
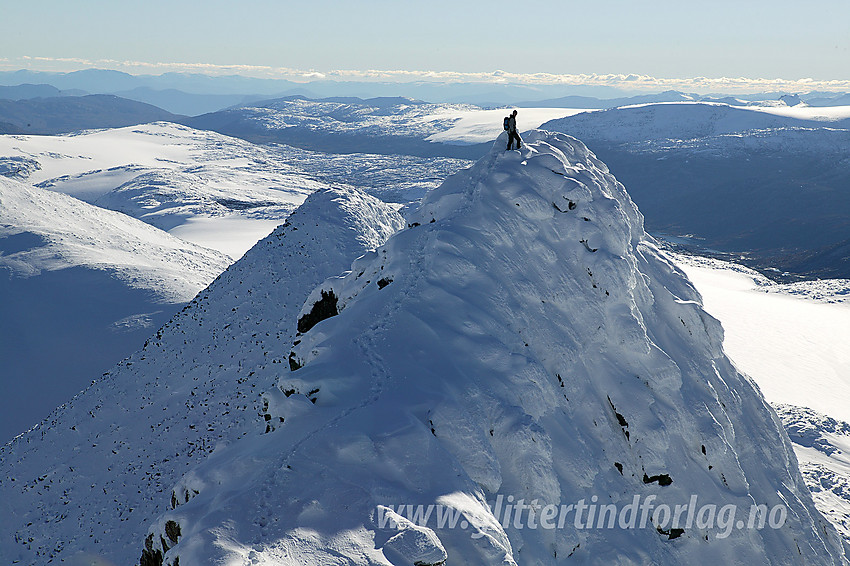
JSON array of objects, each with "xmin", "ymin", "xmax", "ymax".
[{"xmin": 0, "ymin": 175, "xmax": 231, "ymax": 443}]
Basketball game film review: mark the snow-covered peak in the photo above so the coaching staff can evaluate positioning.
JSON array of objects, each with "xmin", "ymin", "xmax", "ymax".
[{"xmin": 146, "ymin": 131, "xmax": 844, "ymax": 565}]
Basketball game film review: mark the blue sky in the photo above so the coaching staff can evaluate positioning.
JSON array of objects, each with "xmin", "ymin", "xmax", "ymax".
[{"xmin": 2, "ymin": 0, "xmax": 849, "ymax": 91}]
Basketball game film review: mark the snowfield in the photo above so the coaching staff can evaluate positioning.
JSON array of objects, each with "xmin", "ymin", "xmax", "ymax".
[
  {"xmin": 0, "ymin": 122, "xmax": 472, "ymax": 258},
  {"xmin": 737, "ymin": 103, "xmax": 850, "ymax": 122},
  {"xmin": 0, "ymin": 123, "xmax": 321, "ymax": 258},
  {"xmin": 423, "ymin": 107, "xmax": 591, "ymax": 145},
  {"xmin": 0, "ymin": 176, "xmax": 229, "ymax": 302},
  {"xmin": 673, "ymin": 254, "xmax": 850, "ymax": 424}
]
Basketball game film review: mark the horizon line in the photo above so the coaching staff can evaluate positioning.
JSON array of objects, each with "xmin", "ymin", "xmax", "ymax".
[{"xmin": 2, "ymin": 57, "xmax": 849, "ymax": 94}]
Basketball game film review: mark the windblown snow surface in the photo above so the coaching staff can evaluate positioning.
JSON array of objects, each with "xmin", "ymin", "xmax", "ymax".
[
  {"xmin": 776, "ymin": 405, "xmax": 850, "ymax": 546},
  {"xmin": 0, "ymin": 186, "xmax": 404, "ymax": 565},
  {"xmin": 131, "ymin": 132, "xmax": 843, "ymax": 565}
]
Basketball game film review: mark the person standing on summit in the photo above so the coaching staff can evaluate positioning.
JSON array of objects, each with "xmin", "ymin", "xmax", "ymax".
[{"xmin": 505, "ymin": 109, "xmax": 522, "ymax": 150}]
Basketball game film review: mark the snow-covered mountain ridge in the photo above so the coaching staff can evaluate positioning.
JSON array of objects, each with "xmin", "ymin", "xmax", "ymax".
[
  {"xmin": 0, "ymin": 176, "xmax": 229, "ymax": 301},
  {"xmin": 138, "ymin": 131, "xmax": 844, "ymax": 565},
  {"xmin": 0, "ymin": 122, "xmax": 470, "ymax": 441},
  {"xmin": 0, "ymin": 186, "xmax": 404, "ymax": 565},
  {"xmin": 0, "ymin": 176, "xmax": 231, "ymax": 441},
  {"xmin": 542, "ymin": 102, "xmax": 850, "ymax": 146}
]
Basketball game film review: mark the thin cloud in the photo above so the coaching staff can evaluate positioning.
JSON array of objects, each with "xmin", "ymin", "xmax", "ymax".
[
  {"xmin": 6, "ymin": 56, "xmax": 850, "ymax": 93},
  {"xmin": 25, "ymin": 56, "xmax": 96, "ymax": 66}
]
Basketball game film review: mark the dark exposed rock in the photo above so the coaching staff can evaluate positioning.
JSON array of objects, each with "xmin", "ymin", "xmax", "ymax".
[{"xmin": 297, "ymin": 290, "xmax": 339, "ymax": 334}]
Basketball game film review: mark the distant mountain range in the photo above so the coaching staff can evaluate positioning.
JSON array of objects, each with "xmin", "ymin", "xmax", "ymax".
[
  {"xmin": 181, "ymin": 95, "xmax": 492, "ymax": 159},
  {"xmin": 0, "ymin": 83, "xmax": 86, "ymax": 100},
  {"xmin": 1, "ymin": 83, "xmax": 848, "ymax": 279},
  {"xmin": 515, "ymin": 89, "xmax": 850, "ymax": 109},
  {"xmin": 0, "ymin": 68, "xmax": 633, "ymax": 108},
  {"xmin": 542, "ymin": 103, "xmax": 850, "ymax": 279},
  {"xmin": 0, "ymin": 94, "xmax": 180, "ymax": 134},
  {"xmin": 7, "ymin": 67, "xmax": 850, "ymax": 114}
]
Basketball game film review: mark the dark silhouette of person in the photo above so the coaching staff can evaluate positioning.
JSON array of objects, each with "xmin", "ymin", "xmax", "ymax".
[{"xmin": 506, "ymin": 109, "xmax": 522, "ymax": 150}]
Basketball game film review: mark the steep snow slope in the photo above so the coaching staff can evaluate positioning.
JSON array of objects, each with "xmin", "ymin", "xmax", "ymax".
[
  {"xmin": 141, "ymin": 131, "xmax": 844, "ymax": 565},
  {"xmin": 0, "ymin": 187, "xmax": 404, "ymax": 565},
  {"xmin": 0, "ymin": 177, "xmax": 227, "ymax": 301},
  {"xmin": 0, "ymin": 177, "xmax": 230, "ymax": 441}
]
